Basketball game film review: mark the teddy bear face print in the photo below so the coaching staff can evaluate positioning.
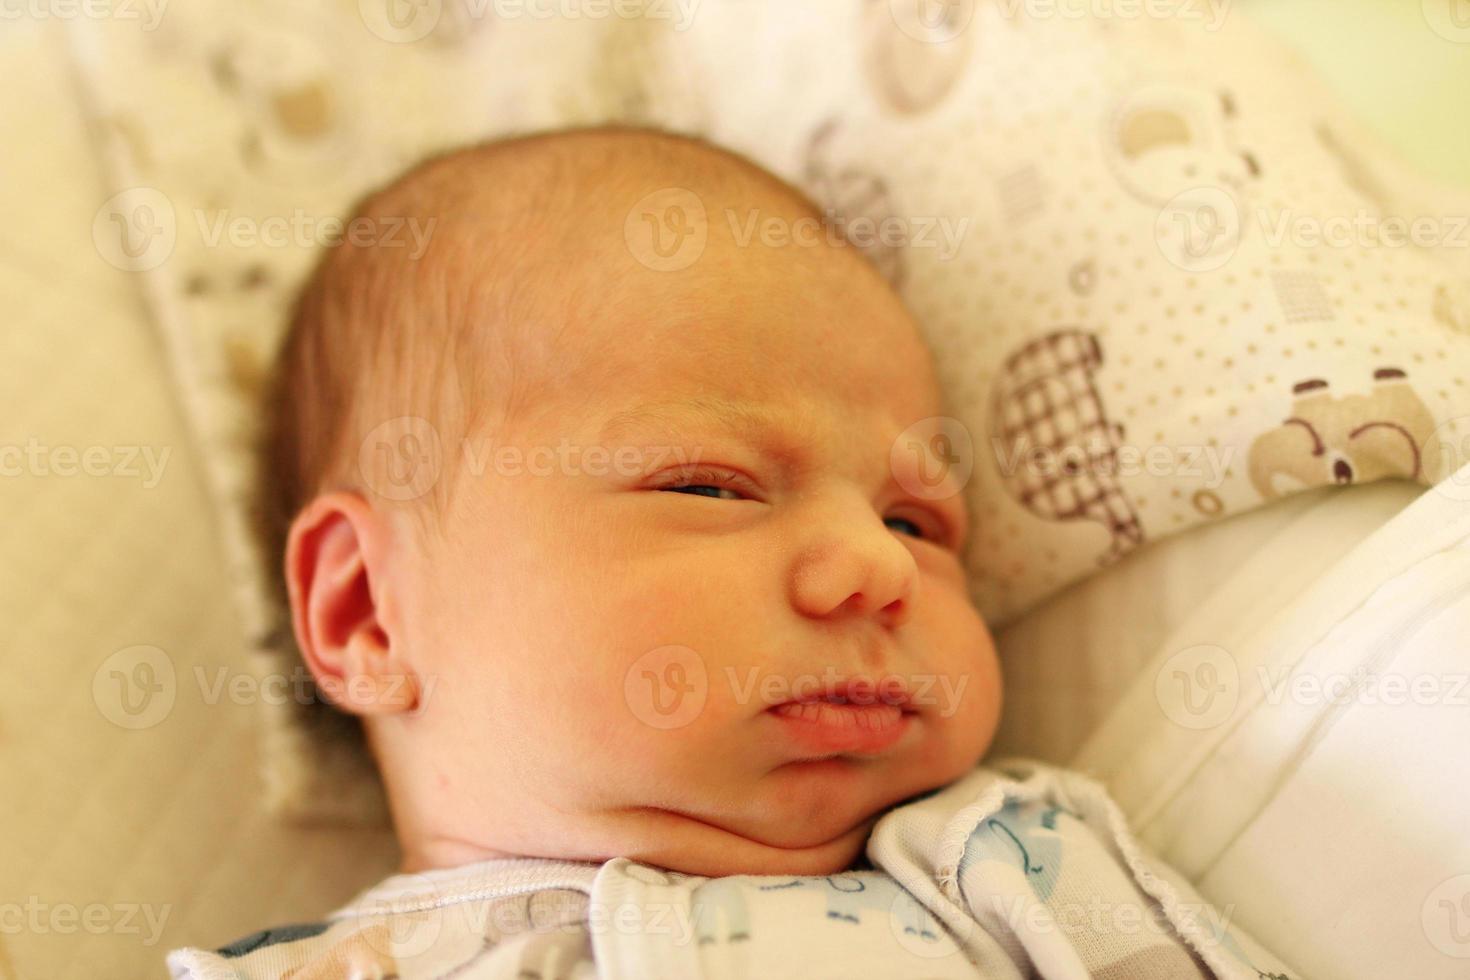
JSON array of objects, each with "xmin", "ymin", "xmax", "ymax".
[
  {"xmin": 1248, "ymin": 368, "xmax": 1445, "ymax": 499},
  {"xmin": 1104, "ymin": 82, "xmax": 1258, "ymax": 208}
]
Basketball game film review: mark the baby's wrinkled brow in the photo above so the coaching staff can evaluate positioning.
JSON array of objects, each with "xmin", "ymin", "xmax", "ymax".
[
  {"xmin": 597, "ymin": 396, "xmax": 950, "ymax": 506},
  {"xmin": 598, "ymin": 396, "xmax": 811, "ymax": 450}
]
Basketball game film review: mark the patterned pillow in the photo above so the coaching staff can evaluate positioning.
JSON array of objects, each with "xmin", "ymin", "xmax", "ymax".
[{"xmin": 635, "ymin": 0, "xmax": 1470, "ymax": 627}]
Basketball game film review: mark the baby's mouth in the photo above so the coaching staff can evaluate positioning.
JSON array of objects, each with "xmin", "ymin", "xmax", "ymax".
[{"xmin": 765, "ymin": 684, "xmax": 916, "ymax": 757}]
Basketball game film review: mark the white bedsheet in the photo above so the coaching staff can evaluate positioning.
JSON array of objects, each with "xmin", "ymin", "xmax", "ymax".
[
  {"xmin": 1074, "ymin": 466, "xmax": 1470, "ymax": 979},
  {"xmin": 991, "ymin": 479, "xmax": 1426, "ymax": 765}
]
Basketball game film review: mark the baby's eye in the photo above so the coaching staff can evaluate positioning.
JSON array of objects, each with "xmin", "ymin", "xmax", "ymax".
[
  {"xmin": 885, "ymin": 516, "xmax": 926, "ymax": 539},
  {"xmin": 887, "ymin": 509, "xmax": 960, "ymax": 549},
  {"xmin": 652, "ymin": 466, "xmax": 753, "ymax": 501},
  {"xmin": 661, "ymin": 482, "xmax": 743, "ymax": 500}
]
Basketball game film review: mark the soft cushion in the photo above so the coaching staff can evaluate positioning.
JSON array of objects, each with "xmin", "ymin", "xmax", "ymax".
[{"xmin": 636, "ymin": 0, "xmax": 1470, "ymax": 627}]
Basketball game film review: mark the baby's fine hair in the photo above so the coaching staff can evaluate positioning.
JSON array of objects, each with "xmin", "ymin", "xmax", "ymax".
[{"xmin": 256, "ymin": 125, "xmax": 824, "ymax": 613}]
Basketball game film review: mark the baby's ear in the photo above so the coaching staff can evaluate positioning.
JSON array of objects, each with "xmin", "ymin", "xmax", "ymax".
[{"xmin": 285, "ymin": 490, "xmax": 420, "ymax": 716}]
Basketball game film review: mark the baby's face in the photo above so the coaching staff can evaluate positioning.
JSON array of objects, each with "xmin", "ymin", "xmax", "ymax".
[{"xmin": 374, "ymin": 193, "xmax": 1000, "ymax": 878}]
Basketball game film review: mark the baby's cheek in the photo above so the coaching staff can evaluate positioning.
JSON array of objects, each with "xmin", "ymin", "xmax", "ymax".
[
  {"xmin": 571, "ymin": 647, "xmax": 749, "ymax": 781},
  {"xmin": 926, "ymin": 603, "xmax": 1002, "ymax": 752},
  {"xmin": 958, "ymin": 654, "xmax": 1003, "ymax": 750}
]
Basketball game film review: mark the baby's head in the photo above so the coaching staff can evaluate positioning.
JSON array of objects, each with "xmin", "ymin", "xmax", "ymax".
[{"xmin": 264, "ymin": 127, "xmax": 1001, "ymax": 879}]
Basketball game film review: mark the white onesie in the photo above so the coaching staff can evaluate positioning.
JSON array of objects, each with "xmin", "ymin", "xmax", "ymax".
[{"xmin": 166, "ymin": 760, "xmax": 1300, "ymax": 979}]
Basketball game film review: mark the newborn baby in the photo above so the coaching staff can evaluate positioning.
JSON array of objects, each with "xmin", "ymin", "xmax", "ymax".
[
  {"xmin": 168, "ymin": 128, "xmax": 1297, "ymax": 979},
  {"xmin": 274, "ymin": 123, "xmax": 1000, "ymax": 880}
]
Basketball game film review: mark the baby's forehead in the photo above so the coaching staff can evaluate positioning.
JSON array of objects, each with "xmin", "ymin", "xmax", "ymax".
[
  {"xmin": 387, "ymin": 133, "xmax": 887, "ymax": 296},
  {"xmin": 354, "ymin": 130, "xmax": 938, "ymax": 431},
  {"xmin": 360, "ymin": 131, "xmax": 843, "ymax": 330}
]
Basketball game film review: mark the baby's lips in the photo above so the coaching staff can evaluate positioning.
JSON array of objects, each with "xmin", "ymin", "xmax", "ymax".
[
  {"xmin": 769, "ymin": 673, "xmax": 914, "ymax": 709},
  {"xmin": 830, "ymin": 674, "xmax": 912, "ymax": 707},
  {"xmin": 767, "ymin": 699, "xmax": 913, "ymax": 756}
]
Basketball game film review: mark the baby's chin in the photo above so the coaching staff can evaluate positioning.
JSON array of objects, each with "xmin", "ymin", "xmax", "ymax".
[
  {"xmin": 580, "ymin": 760, "xmax": 946, "ymax": 878},
  {"xmin": 601, "ymin": 804, "xmax": 879, "ymax": 878},
  {"xmin": 584, "ymin": 728, "xmax": 991, "ymax": 876}
]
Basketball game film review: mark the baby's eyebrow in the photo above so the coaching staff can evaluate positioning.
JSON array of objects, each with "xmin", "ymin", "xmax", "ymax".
[
  {"xmin": 599, "ymin": 396, "xmax": 966, "ymax": 525},
  {"xmin": 597, "ymin": 396, "xmax": 799, "ymax": 448}
]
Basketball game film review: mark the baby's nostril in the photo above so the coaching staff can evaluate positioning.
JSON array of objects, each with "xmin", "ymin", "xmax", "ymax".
[{"xmin": 1332, "ymin": 458, "xmax": 1354, "ymax": 484}]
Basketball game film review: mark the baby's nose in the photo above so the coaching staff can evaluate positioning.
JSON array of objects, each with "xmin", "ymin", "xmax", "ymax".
[{"xmin": 789, "ymin": 514, "xmax": 917, "ymax": 627}]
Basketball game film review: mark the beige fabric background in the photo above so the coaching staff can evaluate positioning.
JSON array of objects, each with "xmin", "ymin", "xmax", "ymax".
[{"xmin": 0, "ymin": 22, "xmax": 396, "ymax": 980}]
